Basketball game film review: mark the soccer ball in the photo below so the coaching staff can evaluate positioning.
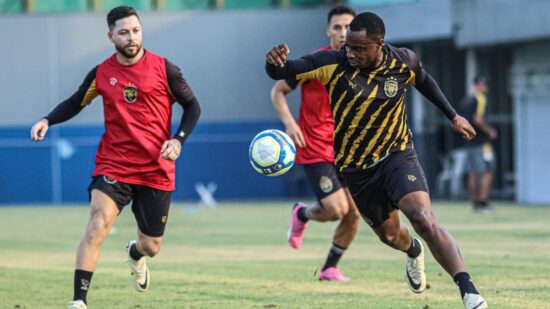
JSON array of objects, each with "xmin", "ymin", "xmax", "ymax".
[{"xmin": 249, "ymin": 129, "xmax": 296, "ymax": 176}]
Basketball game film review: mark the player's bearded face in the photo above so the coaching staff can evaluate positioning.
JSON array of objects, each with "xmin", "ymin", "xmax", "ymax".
[
  {"xmin": 345, "ymin": 30, "xmax": 383, "ymax": 69},
  {"xmin": 109, "ymin": 15, "xmax": 143, "ymax": 59}
]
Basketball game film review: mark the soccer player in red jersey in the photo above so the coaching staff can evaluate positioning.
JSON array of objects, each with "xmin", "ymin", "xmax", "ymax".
[
  {"xmin": 270, "ymin": 6, "xmax": 360, "ymax": 282},
  {"xmin": 30, "ymin": 7, "xmax": 200, "ymax": 309}
]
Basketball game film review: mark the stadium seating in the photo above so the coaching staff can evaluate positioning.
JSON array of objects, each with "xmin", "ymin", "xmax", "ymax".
[
  {"xmin": 0, "ymin": 0, "xmax": 22, "ymax": 13},
  {"xmin": 32, "ymin": 0, "xmax": 87, "ymax": 13},
  {"xmin": 101, "ymin": 0, "xmax": 153, "ymax": 11},
  {"xmin": 161, "ymin": 0, "xmax": 210, "ymax": 10}
]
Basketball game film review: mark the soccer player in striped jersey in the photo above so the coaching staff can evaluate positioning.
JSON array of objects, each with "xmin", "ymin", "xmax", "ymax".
[
  {"xmin": 270, "ymin": 6, "xmax": 360, "ymax": 282},
  {"xmin": 265, "ymin": 11, "xmax": 488, "ymax": 309}
]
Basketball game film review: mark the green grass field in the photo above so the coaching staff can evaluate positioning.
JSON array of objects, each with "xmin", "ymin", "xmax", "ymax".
[{"xmin": 1, "ymin": 202, "xmax": 549, "ymax": 309}]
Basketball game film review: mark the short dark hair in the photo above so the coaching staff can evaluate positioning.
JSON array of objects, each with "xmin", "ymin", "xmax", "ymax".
[
  {"xmin": 473, "ymin": 75, "xmax": 488, "ymax": 85},
  {"xmin": 107, "ymin": 6, "xmax": 139, "ymax": 30},
  {"xmin": 327, "ymin": 5, "xmax": 357, "ymax": 24},
  {"xmin": 349, "ymin": 12, "xmax": 385, "ymax": 40}
]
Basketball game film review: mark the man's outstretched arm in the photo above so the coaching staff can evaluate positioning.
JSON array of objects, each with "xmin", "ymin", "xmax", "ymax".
[
  {"xmin": 415, "ymin": 73, "xmax": 476, "ymax": 140},
  {"xmin": 30, "ymin": 67, "xmax": 98, "ymax": 141},
  {"xmin": 265, "ymin": 43, "xmax": 340, "ymax": 83}
]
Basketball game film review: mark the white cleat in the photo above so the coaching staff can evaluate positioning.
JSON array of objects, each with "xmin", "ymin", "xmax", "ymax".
[
  {"xmin": 67, "ymin": 300, "xmax": 87, "ymax": 309},
  {"xmin": 126, "ymin": 240, "xmax": 150, "ymax": 292},
  {"xmin": 405, "ymin": 239, "xmax": 427, "ymax": 293},
  {"xmin": 463, "ymin": 293, "xmax": 488, "ymax": 309}
]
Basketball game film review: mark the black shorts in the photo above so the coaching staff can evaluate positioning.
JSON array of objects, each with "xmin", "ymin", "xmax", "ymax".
[
  {"xmin": 88, "ymin": 175, "xmax": 172, "ymax": 237},
  {"xmin": 302, "ymin": 162, "xmax": 347, "ymax": 201},
  {"xmin": 342, "ymin": 149, "xmax": 429, "ymax": 228}
]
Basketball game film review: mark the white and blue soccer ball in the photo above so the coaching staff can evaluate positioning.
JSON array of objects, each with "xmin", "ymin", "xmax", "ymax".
[{"xmin": 249, "ymin": 129, "xmax": 296, "ymax": 176}]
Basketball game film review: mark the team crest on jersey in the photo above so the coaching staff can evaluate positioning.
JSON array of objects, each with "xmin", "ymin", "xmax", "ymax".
[
  {"xmin": 319, "ymin": 176, "xmax": 333, "ymax": 193},
  {"xmin": 123, "ymin": 84, "xmax": 137, "ymax": 103},
  {"xmin": 384, "ymin": 77, "xmax": 398, "ymax": 98}
]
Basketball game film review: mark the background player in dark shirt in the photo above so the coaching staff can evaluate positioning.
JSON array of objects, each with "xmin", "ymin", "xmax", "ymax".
[
  {"xmin": 30, "ymin": 7, "xmax": 200, "ymax": 309},
  {"xmin": 265, "ymin": 12, "xmax": 487, "ymax": 309},
  {"xmin": 271, "ymin": 6, "xmax": 360, "ymax": 282},
  {"xmin": 461, "ymin": 76, "xmax": 498, "ymax": 213}
]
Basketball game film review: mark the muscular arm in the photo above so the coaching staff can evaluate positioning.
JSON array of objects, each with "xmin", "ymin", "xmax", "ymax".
[
  {"xmin": 400, "ymin": 48, "xmax": 457, "ymax": 120},
  {"xmin": 266, "ymin": 55, "xmax": 319, "ymax": 80},
  {"xmin": 270, "ymin": 80, "xmax": 306, "ymax": 147},
  {"xmin": 265, "ymin": 46, "xmax": 341, "ymax": 84},
  {"xmin": 401, "ymin": 47, "xmax": 474, "ymax": 139},
  {"xmin": 165, "ymin": 59, "xmax": 201, "ymax": 146},
  {"xmin": 44, "ymin": 67, "xmax": 98, "ymax": 125},
  {"xmin": 415, "ymin": 73, "xmax": 457, "ymax": 121}
]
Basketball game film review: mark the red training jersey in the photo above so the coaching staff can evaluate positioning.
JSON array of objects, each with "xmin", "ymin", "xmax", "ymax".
[
  {"xmin": 93, "ymin": 51, "xmax": 176, "ymax": 190},
  {"xmin": 287, "ymin": 45, "xmax": 335, "ymax": 164}
]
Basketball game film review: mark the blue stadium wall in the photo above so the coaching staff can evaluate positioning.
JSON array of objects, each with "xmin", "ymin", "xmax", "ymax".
[{"xmin": 0, "ymin": 122, "xmax": 316, "ymax": 204}]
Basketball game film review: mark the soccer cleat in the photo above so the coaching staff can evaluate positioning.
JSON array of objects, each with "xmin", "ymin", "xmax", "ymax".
[
  {"xmin": 67, "ymin": 300, "xmax": 87, "ymax": 309},
  {"xmin": 287, "ymin": 202, "xmax": 308, "ymax": 249},
  {"xmin": 319, "ymin": 267, "xmax": 350, "ymax": 282},
  {"xmin": 463, "ymin": 293, "xmax": 488, "ymax": 309},
  {"xmin": 405, "ymin": 239, "xmax": 427, "ymax": 293},
  {"xmin": 126, "ymin": 240, "xmax": 150, "ymax": 292}
]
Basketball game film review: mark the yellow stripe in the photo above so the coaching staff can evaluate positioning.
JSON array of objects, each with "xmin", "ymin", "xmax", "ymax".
[
  {"xmin": 296, "ymin": 64, "xmax": 338, "ymax": 85},
  {"xmin": 475, "ymin": 93, "xmax": 487, "ymax": 117},
  {"xmin": 328, "ymin": 70, "xmax": 345, "ymax": 99},
  {"xmin": 367, "ymin": 64, "xmax": 386, "ymax": 84},
  {"xmin": 370, "ymin": 97, "xmax": 404, "ymax": 162},
  {"xmin": 408, "ymin": 69, "xmax": 416, "ymax": 85},
  {"xmin": 335, "ymin": 86, "xmax": 378, "ymax": 164},
  {"xmin": 389, "ymin": 59, "xmax": 397, "ymax": 69},
  {"xmin": 357, "ymin": 95, "xmax": 404, "ymax": 166},
  {"xmin": 351, "ymin": 69, "xmax": 360, "ymax": 80},
  {"xmin": 81, "ymin": 79, "xmax": 98, "ymax": 107},
  {"xmin": 331, "ymin": 90, "xmax": 348, "ymax": 121},
  {"xmin": 334, "ymin": 89, "xmax": 364, "ymax": 137},
  {"xmin": 400, "ymin": 126, "xmax": 410, "ymax": 150},
  {"xmin": 399, "ymin": 63, "xmax": 407, "ymax": 73},
  {"xmin": 363, "ymin": 104, "xmax": 407, "ymax": 168},
  {"xmin": 342, "ymin": 96, "xmax": 390, "ymax": 167}
]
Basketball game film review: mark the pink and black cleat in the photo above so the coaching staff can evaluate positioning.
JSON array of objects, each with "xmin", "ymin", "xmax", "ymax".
[
  {"xmin": 319, "ymin": 267, "xmax": 350, "ymax": 282},
  {"xmin": 287, "ymin": 202, "xmax": 308, "ymax": 249}
]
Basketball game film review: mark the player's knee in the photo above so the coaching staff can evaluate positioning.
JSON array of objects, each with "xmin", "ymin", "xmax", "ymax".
[
  {"xmin": 322, "ymin": 202, "xmax": 347, "ymax": 220},
  {"xmin": 84, "ymin": 214, "xmax": 111, "ymax": 244},
  {"xmin": 409, "ymin": 209, "xmax": 436, "ymax": 236},
  {"xmin": 378, "ymin": 232, "xmax": 399, "ymax": 246},
  {"xmin": 140, "ymin": 239, "xmax": 161, "ymax": 257},
  {"xmin": 345, "ymin": 208, "xmax": 361, "ymax": 222}
]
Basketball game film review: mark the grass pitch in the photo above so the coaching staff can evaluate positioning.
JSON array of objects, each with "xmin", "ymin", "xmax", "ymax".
[{"xmin": 1, "ymin": 201, "xmax": 549, "ymax": 308}]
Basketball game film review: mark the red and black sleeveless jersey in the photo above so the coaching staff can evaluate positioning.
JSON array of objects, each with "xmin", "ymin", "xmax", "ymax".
[{"xmin": 52, "ymin": 51, "xmax": 197, "ymax": 191}]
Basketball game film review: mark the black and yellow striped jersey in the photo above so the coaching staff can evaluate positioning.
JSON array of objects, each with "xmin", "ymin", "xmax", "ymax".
[{"xmin": 266, "ymin": 44, "xmax": 456, "ymax": 171}]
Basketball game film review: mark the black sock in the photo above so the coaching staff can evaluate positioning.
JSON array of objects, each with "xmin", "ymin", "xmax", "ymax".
[
  {"xmin": 73, "ymin": 269, "xmax": 93, "ymax": 304},
  {"xmin": 297, "ymin": 207, "xmax": 309, "ymax": 223},
  {"xmin": 129, "ymin": 242, "xmax": 144, "ymax": 261},
  {"xmin": 406, "ymin": 237, "xmax": 421, "ymax": 258},
  {"xmin": 322, "ymin": 243, "xmax": 346, "ymax": 270},
  {"xmin": 453, "ymin": 272, "xmax": 479, "ymax": 298}
]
